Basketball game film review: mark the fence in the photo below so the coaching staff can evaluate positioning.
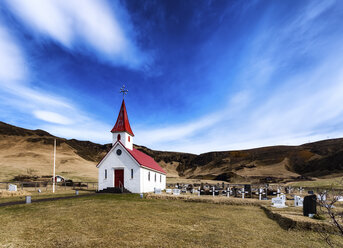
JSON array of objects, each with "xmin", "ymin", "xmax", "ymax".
[{"xmin": 0, "ymin": 181, "xmax": 98, "ymax": 192}]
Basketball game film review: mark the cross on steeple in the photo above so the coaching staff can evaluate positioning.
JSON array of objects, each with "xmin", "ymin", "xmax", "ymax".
[{"xmin": 120, "ymin": 85, "xmax": 128, "ymax": 99}]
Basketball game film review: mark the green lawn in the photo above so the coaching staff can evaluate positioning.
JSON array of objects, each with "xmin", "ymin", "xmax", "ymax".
[{"xmin": 0, "ymin": 194, "xmax": 342, "ymax": 247}]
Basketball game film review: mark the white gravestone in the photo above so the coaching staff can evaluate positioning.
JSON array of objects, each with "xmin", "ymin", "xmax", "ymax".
[
  {"xmin": 280, "ymin": 194, "xmax": 286, "ymax": 201},
  {"xmin": 154, "ymin": 188, "xmax": 162, "ymax": 194},
  {"xmin": 8, "ymin": 184, "xmax": 17, "ymax": 191},
  {"xmin": 173, "ymin": 189, "xmax": 181, "ymax": 195},
  {"xmin": 317, "ymin": 194, "xmax": 326, "ymax": 201},
  {"xmin": 336, "ymin": 196, "xmax": 343, "ymax": 202},
  {"xmin": 166, "ymin": 189, "xmax": 172, "ymax": 194},
  {"xmin": 242, "ymin": 187, "xmax": 245, "ymax": 199},
  {"xmin": 259, "ymin": 188, "xmax": 263, "ymax": 201},
  {"xmin": 294, "ymin": 195, "xmax": 304, "ymax": 207},
  {"xmin": 272, "ymin": 197, "xmax": 286, "ymax": 208}
]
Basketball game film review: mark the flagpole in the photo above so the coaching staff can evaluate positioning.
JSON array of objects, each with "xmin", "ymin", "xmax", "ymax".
[{"xmin": 53, "ymin": 139, "xmax": 56, "ymax": 193}]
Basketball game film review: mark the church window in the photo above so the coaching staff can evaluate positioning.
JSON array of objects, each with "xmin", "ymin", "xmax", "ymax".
[
  {"xmin": 148, "ymin": 172, "xmax": 150, "ymax": 181},
  {"xmin": 131, "ymin": 169, "xmax": 133, "ymax": 179},
  {"xmin": 154, "ymin": 173, "xmax": 156, "ymax": 182},
  {"xmin": 117, "ymin": 134, "xmax": 121, "ymax": 141},
  {"xmin": 105, "ymin": 169, "xmax": 107, "ymax": 179},
  {"xmin": 160, "ymin": 175, "xmax": 162, "ymax": 182},
  {"xmin": 128, "ymin": 136, "xmax": 130, "ymax": 142},
  {"xmin": 116, "ymin": 149, "xmax": 122, "ymax": 156}
]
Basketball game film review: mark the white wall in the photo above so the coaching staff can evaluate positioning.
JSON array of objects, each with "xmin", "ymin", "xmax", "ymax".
[
  {"xmin": 112, "ymin": 131, "xmax": 133, "ymax": 150},
  {"xmin": 98, "ymin": 143, "xmax": 140, "ymax": 193},
  {"xmin": 140, "ymin": 167, "xmax": 166, "ymax": 193}
]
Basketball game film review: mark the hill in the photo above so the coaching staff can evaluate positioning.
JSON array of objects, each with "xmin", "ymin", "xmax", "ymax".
[{"xmin": 1, "ymin": 121, "xmax": 343, "ymax": 183}]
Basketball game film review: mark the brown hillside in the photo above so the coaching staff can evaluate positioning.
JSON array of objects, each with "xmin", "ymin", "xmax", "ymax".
[{"xmin": 1, "ymin": 121, "xmax": 343, "ymax": 183}]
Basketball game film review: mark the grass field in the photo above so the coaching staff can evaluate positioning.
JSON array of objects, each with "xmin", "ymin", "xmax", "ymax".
[
  {"xmin": 1, "ymin": 194, "xmax": 343, "ymax": 247},
  {"xmin": 287, "ymin": 176, "xmax": 343, "ymax": 189}
]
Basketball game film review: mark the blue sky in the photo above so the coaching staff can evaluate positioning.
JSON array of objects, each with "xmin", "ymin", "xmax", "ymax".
[{"xmin": 1, "ymin": 0, "xmax": 343, "ymax": 154}]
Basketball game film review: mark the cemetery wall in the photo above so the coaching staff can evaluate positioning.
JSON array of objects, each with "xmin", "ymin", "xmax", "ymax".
[{"xmin": 260, "ymin": 206, "xmax": 339, "ymax": 234}]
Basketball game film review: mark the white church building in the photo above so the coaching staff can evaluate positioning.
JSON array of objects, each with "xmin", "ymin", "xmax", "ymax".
[{"xmin": 97, "ymin": 99, "xmax": 166, "ymax": 193}]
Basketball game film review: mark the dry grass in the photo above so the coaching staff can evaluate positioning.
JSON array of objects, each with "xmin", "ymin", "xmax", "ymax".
[
  {"xmin": 287, "ymin": 176, "xmax": 343, "ymax": 189},
  {"xmin": 0, "ymin": 189, "xmax": 91, "ymax": 204},
  {"xmin": 0, "ymin": 135, "xmax": 97, "ymax": 181},
  {"xmin": 0, "ymin": 189, "xmax": 31, "ymax": 198},
  {"xmin": 0, "ymin": 194, "xmax": 342, "ymax": 247}
]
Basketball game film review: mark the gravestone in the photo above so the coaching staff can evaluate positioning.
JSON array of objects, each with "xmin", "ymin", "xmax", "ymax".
[
  {"xmin": 317, "ymin": 194, "xmax": 326, "ymax": 201},
  {"xmin": 308, "ymin": 190, "xmax": 314, "ymax": 195},
  {"xmin": 8, "ymin": 184, "xmax": 17, "ymax": 191},
  {"xmin": 271, "ymin": 197, "xmax": 286, "ymax": 208},
  {"xmin": 259, "ymin": 188, "xmax": 263, "ymax": 201},
  {"xmin": 337, "ymin": 196, "xmax": 343, "ymax": 202},
  {"xmin": 154, "ymin": 188, "xmax": 162, "ymax": 194},
  {"xmin": 280, "ymin": 194, "xmax": 286, "ymax": 201},
  {"xmin": 303, "ymin": 195, "xmax": 317, "ymax": 217},
  {"xmin": 244, "ymin": 184, "xmax": 251, "ymax": 193},
  {"xmin": 294, "ymin": 195, "xmax": 304, "ymax": 207},
  {"xmin": 25, "ymin": 196, "xmax": 31, "ymax": 204},
  {"xmin": 166, "ymin": 189, "xmax": 172, "ymax": 194},
  {"xmin": 173, "ymin": 189, "xmax": 181, "ymax": 195}
]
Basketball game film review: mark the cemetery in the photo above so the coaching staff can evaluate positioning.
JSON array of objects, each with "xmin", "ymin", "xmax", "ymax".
[{"xmin": 149, "ymin": 183, "xmax": 343, "ymax": 236}]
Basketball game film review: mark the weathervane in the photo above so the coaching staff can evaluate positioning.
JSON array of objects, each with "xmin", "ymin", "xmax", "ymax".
[{"xmin": 120, "ymin": 85, "xmax": 128, "ymax": 99}]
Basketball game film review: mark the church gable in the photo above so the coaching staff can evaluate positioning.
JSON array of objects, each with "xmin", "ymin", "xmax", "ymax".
[{"xmin": 97, "ymin": 141, "xmax": 140, "ymax": 169}]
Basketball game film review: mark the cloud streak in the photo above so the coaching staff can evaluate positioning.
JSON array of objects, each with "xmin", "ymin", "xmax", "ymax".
[{"xmin": 4, "ymin": 0, "xmax": 148, "ymax": 68}]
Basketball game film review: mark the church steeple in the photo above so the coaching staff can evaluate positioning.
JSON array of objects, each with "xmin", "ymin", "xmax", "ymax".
[
  {"xmin": 111, "ymin": 99, "xmax": 134, "ymax": 136},
  {"xmin": 111, "ymin": 86, "xmax": 134, "ymax": 149}
]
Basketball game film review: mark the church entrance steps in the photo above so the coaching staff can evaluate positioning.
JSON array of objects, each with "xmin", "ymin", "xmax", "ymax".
[{"xmin": 96, "ymin": 187, "xmax": 131, "ymax": 194}]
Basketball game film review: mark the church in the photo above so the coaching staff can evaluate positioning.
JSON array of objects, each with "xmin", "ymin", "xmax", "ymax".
[{"xmin": 97, "ymin": 97, "xmax": 166, "ymax": 193}]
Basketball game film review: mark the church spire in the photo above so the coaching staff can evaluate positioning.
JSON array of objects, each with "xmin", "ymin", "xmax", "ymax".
[{"xmin": 111, "ymin": 99, "xmax": 134, "ymax": 136}]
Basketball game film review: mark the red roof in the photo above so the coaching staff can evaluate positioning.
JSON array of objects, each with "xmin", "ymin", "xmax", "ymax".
[
  {"xmin": 96, "ymin": 141, "xmax": 166, "ymax": 174},
  {"xmin": 127, "ymin": 147, "xmax": 166, "ymax": 174},
  {"xmin": 111, "ymin": 100, "xmax": 134, "ymax": 136}
]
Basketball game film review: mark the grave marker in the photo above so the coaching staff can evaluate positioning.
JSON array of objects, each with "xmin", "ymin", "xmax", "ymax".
[
  {"xmin": 303, "ymin": 195, "xmax": 317, "ymax": 217},
  {"xmin": 259, "ymin": 188, "xmax": 263, "ymax": 201},
  {"xmin": 154, "ymin": 188, "xmax": 162, "ymax": 194},
  {"xmin": 166, "ymin": 189, "xmax": 172, "ymax": 194},
  {"xmin": 271, "ymin": 197, "xmax": 286, "ymax": 208},
  {"xmin": 8, "ymin": 184, "xmax": 17, "ymax": 191},
  {"xmin": 294, "ymin": 195, "xmax": 304, "ymax": 207},
  {"xmin": 173, "ymin": 189, "xmax": 181, "ymax": 195}
]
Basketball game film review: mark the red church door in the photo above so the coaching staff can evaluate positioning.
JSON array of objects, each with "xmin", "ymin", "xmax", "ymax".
[{"xmin": 114, "ymin": 169, "xmax": 124, "ymax": 187}]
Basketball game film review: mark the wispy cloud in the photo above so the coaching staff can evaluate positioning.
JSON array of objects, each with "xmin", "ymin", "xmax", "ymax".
[
  {"xmin": 0, "ymin": 19, "xmax": 111, "ymax": 142},
  {"xmin": 4, "ymin": 0, "xmax": 148, "ymax": 68}
]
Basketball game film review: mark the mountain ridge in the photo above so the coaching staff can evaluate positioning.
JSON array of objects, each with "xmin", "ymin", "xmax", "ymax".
[{"xmin": 1, "ymin": 121, "xmax": 343, "ymax": 183}]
